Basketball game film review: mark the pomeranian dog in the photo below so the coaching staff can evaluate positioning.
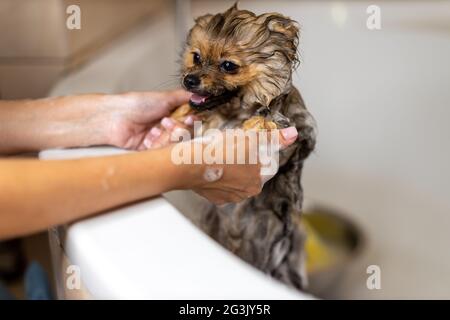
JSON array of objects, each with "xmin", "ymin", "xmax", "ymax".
[{"xmin": 172, "ymin": 3, "xmax": 316, "ymax": 290}]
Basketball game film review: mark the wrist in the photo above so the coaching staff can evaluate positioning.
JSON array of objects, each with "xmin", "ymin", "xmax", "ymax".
[
  {"xmin": 51, "ymin": 93, "xmax": 125, "ymax": 148},
  {"xmin": 100, "ymin": 93, "xmax": 142, "ymax": 147},
  {"xmin": 37, "ymin": 94, "xmax": 113, "ymax": 150}
]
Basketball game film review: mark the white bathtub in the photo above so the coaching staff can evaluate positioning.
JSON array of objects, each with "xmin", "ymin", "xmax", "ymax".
[
  {"xmin": 46, "ymin": 0, "xmax": 450, "ymax": 299},
  {"xmin": 42, "ymin": 147, "xmax": 306, "ymax": 299}
]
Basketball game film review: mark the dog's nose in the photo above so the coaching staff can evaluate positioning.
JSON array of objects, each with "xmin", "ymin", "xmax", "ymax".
[{"xmin": 183, "ymin": 74, "xmax": 200, "ymax": 90}]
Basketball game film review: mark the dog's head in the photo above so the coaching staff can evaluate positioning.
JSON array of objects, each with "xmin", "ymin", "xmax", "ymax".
[{"xmin": 181, "ymin": 3, "xmax": 299, "ymax": 111}]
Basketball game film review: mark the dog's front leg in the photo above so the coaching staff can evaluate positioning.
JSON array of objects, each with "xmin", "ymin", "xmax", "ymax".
[
  {"xmin": 170, "ymin": 103, "xmax": 195, "ymax": 121},
  {"xmin": 242, "ymin": 116, "xmax": 278, "ymax": 131}
]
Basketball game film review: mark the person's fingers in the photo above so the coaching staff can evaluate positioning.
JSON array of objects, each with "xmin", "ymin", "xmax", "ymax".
[
  {"xmin": 151, "ymin": 132, "xmax": 171, "ymax": 149},
  {"xmin": 142, "ymin": 126, "xmax": 163, "ymax": 149},
  {"xmin": 279, "ymin": 127, "xmax": 298, "ymax": 147},
  {"xmin": 161, "ymin": 117, "xmax": 176, "ymax": 130},
  {"xmin": 194, "ymin": 188, "xmax": 244, "ymax": 205},
  {"xmin": 160, "ymin": 117, "xmax": 195, "ymax": 143},
  {"xmin": 160, "ymin": 89, "xmax": 192, "ymax": 111},
  {"xmin": 253, "ymin": 127, "xmax": 297, "ymax": 181},
  {"xmin": 256, "ymin": 127, "xmax": 297, "ymax": 151},
  {"xmin": 143, "ymin": 117, "xmax": 194, "ymax": 149},
  {"xmin": 144, "ymin": 117, "xmax": 176, "ymax": 149},
  {"xmin": 183, "ymin": 114, "xmax": 200, "ymax": 126}
]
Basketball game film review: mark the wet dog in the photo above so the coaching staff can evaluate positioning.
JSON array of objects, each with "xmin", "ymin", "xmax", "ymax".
[{"xmin": 174, "ymin": 3, "xmax": 316, "ymax": 290}]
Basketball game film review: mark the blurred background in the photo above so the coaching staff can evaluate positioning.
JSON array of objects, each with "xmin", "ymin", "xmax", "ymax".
[{"xmin": 1, "ymin": 0, "xmax": 450, "ymax": 299}]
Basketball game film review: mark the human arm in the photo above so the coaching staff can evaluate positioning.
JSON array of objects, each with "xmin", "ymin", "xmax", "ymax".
[
  {"xmin": 0, "ymin": 143, "xmax": 255, "ymax": 240},
  {"xmin": 0, "ymin": 90, "xmax": 191, "ymax": 154},
  {"xmin": 0, "ymin": 125, "xmax": 297, "ymax": 240}
]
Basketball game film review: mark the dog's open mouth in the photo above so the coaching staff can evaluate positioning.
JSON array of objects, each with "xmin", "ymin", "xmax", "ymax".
[{"xmin": 189, "ymin": 90, "xmax": 237, "ymax": 111}]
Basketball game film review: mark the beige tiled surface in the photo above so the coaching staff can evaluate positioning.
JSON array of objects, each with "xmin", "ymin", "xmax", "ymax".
[
  {"xmin": 62, "ymin": 0, "xmax": 166, "ymax": 70},
  {"xmin": 0, "ymin": 0, "xmax": 164, "ymax": 59},
  {"xmin": 0, "ymin": 64, "xmax": 65, "ymax": 100},
  {"xmin": 0, "ymin": 0, "xmax": 67, "ymax": 58},
  {"xmin": 50, "ymin": 2, "xmax": 179, "ymax": 96},
  {"xmin": 0, "ymin": 0, "xmax": 165, "ymax": 99}
]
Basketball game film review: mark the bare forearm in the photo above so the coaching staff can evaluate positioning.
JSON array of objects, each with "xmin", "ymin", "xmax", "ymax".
[
  {"xmin": 0, "ymin": 95, "xmax": 115, "ymax": 154},
  {"xmin": 0, "ymin": 147, "xmax": 198, "ymax": 240}
]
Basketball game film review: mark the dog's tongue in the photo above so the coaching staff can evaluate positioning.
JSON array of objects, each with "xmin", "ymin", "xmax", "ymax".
[{"xmin": 190, "ymin": 93, "xmax": 208, "ymax": 104}]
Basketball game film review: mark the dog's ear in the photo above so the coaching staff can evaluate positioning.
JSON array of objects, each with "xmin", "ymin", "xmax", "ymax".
[
  {"xmin": 242, "ymin": 14, "xmax": 300, "ymax": 109},
  {"xmin": 258, "ymin": 13, "xmax": 299, "ymax": 65},
  {"xmin": 267, "ymin": 17, "xmax": 299, "ymax": 39},
  {"xmin": 268, "ymin": 16, "xmax": 299, "ymax": 40},
  {"xmin": 258, "ymin": 13, "xmax": 299, "ymax": 41},
  {"xmin": 194, "ymin": 13, "xmax": 213, "ymax": 28}
]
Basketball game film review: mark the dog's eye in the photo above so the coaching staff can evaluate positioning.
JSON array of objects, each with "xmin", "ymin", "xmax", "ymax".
[
  {"xmin": 193, "ymin": 52, "xmax": 201, "ymax": 65},
  {"xmin": 220, "ymin": 61, "xmax": 239, "ymax": 73}
]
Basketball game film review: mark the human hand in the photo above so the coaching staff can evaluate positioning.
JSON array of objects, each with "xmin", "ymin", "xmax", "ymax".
[
  {"xmin": 104, "ymin": 90, "xmax": 193, "ymax": 150},
  {"xmin": 179, "ymin": 126, "xmax": 298, "ymax": 204},
  {"xmin": 143, "ymin": 114, "xmax": 200, "ymax": 149}
]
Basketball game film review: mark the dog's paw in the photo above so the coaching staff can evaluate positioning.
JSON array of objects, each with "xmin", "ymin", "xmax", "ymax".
[
  {"xmin": 242, "ymin": 116, "xmax": 277, "ymax": 130},
  {"xmin": 170, "ymin": 103, "xmax": 194, "ymax": 121}
]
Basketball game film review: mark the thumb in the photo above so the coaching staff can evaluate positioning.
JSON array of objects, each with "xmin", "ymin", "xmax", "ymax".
[
  {"xmin": 258, "ymin": 126, "xmax": 298, "ymax": 151},
  {"xmin": 258, "ymin": 127, "xmax": 297, "ymax": 183}
]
